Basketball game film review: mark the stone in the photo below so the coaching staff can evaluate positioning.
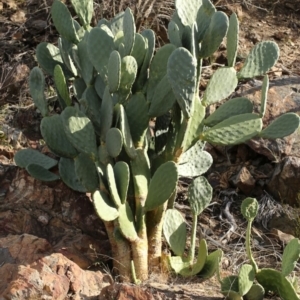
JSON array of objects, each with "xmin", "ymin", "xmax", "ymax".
[
  {"xmin": 267, "ymin": 156, "xmax": 300, "ymax": 207},
  {"xmin": 230, "ymin": 166, "xmax": 256, "ymax": 195},
  {"xmin": 0, "ymin": 234, "xmax": 107, "ymax": 299}
]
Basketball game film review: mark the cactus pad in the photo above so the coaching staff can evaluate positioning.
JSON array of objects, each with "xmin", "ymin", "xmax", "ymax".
[
  {"xmin": 145, "ymin": 161, "xmax": 178, "ymax": 211},
  {"xmin": 15, "ymin": 148, "xmax": 57, "ymax": 169},
  {"xmin": 61, "ymin": 106, "xmax": 98, "ymax": 160},
  {"xmin": 106, "ymin": 128, "xmax": 123, "ymax": 158},
  {"xmin": 163, "ymin": 208, "xmax": 187, "ymax": 256},
  {"xmin": 259, "ymin": 113, "xmax": 300, "ymax": 139},
  {"xmin": 92, "ymin": 190, "xmax": 119, "ymax": 222},
  {"xmin": 188, "ymin": 176, "xmax": 213, "ymax": 215},
  {"xmin": 167, "ymin": 47, "xmax": 197, "ymax": 119},
  {"xmin": 204, "ymin": 97, "xmax": 253, "ymax": 127},
  {"xmin": 26, "ymin": 164, "xmax": 60, "ymax": 182},
  {"xmin": 59, "ymin": 157, "xmax": 86, "ymax": 192},
  {"xmin": 238, "ymin": 41, "xmax": 280, "ymax": 79},
  {"xmin": 202, "ymin": 67, "xmax": 238, "ymax": 106},
  {"xmin": 201, "ymin": 113, "xmax": 263, "ymax": 146},
  {"xmin": 40, "ymin": 115, "xmax": 78, "ymax": 158},
  {"xmin": 241, "ymin": 197, "xmax": 259, "ymax": 221}
]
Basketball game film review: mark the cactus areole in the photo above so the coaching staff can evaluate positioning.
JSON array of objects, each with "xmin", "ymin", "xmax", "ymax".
[{"xmin": 15, "ymin": 0, "xmax": 299, "ymax": 282}]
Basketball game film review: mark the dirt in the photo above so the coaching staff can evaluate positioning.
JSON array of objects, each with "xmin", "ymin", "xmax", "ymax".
[{"xmin": 0, "ymin": 0, "xmax": 300, "ymax": 299}]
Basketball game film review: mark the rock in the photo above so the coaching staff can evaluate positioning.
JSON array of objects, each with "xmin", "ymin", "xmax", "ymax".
[
  {"xmin": 270, "ymin": 228, "xmax": 295, "ymax": 245},
  {"xmin": 0, "ymin": 168, "xmax": 111, "ymax": 267},
  {"xmin": 230, "ymin": 166, "xmax": 256, "ymax": 195},
  {"xmin": 0, "ymin": 234, "xmax": 107, "ymax": 299},
  {"xmin": 234, "ymin": 76, "xmax": 300, "ymax": 161},
  {"xmin": 267, "ymin": 156, "xmax": 300, "ymax": 207},
  {"xmin": 100, "ymin": 283, "xmax": 154, "ymax": 300}
]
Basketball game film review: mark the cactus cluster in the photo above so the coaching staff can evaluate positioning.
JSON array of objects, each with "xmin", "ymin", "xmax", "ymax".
[
  {"xmin": 14, "ymin": 0, "xmax": 300, "ymax": 282},
  {"xmin": 219, "ymin": 198, "xmax": 300, "ymax": 300}
]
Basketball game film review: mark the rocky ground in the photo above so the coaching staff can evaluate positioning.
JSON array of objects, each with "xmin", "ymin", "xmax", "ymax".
[{"xmin": 0, "ymin": 0, "xmax": 300, "ymax": 299}]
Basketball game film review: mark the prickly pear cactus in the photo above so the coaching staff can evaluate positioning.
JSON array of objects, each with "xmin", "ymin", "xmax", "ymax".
[{"xmin": 14, "ymin": 0, "xmax": 300, "ymax": 284}]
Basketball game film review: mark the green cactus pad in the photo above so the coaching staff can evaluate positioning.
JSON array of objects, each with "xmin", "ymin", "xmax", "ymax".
[
  {"xmin": 130, "ymin": 148, "xmax": 151, "ymax": 203},
  {"xmin": 188, "ymin": 176, "xmax": 212, "ymax": 216},
  {"xmin": 70, "ymin": 0, "xmax": 93, "ymax": 28},
  {"xmin": 106, "ymin": 128, "xmax": 123, "ymax": 158},
  {"xmin": 195, "ymin": 0, "xmax": 216, "ymax": 42},
  {"xmin": 61, "ymin": 106, "xmax": 98, "ymax": 160},
  {"xmin": 176, "ymin": 239, "xmax": 209, "ymax": 277},
  {"xmin": 244, "ymin": 283, "xmax": 265, "ymax": 300},
  {"xmin": 221, "ymin": 275, "xmax": 240, "ymax": 298},
  {"xmin": 238, "ymin": 264, "xmax": 255, "ymax": 296},
  {"xmin": 175, "ymin": 0, "xmax": 203, "ymax": 27},
  {"xmin": 163, "ymin": 208, "xmax": 187, "ymax": 256},
  {"xmin": 58, "ymin": 38, "xmax": 78, "ymax": 77},
  {"xmin": 256, "ymin": 268, "xmax": 299, "ymax": 300},
  {"xmin": 110, "ymin": 11, "xmax": 125, "ymax": 36},
  {"xmin": 281, "ymin": 238, "xmax": 300, "ymax": 277},
  {"xmin": 201, "ymin": 113, "xmax": 263, "ymax": 146},
  {"xmin": 108, "ymin": 50, "xmax": 121, "ymax": 93},
  {"xmin": 125, "ymin": 93, "xmax": 149, "ymax": 147},
  {"xmin": 118, "ymin": 203, "xmax": 138, "ymax": 242},
  {"xmin": 73, "ymin": 78, "xmax": 86, "ymax": 100},
  {"xmin": 36, "ymin": 42, "xmax": 73, "ymax": 78},
  {"xmin": 14, "ymin": 148, "xmax": 58, "ymax": 169},
  {"xmin": 92, "ymin": 190, "xmax": 119, "ymax": 222},
  {"xmin": 119, "ymin": 104, "xmax": 137, "ymax": 159},
  {"xmin": 178, "ymin": 150, "xmax": 212, "ymax": 177},
  {"xmin": 100, "ymin": 87, "xmax": 114, "ymax": 142},
  {"xmin": 241, "ymin": 197, "xmax": 259, "ymax": 221},
  {"xmin": 78, "ymin": 31, "xmax": 94, "ymax": 85},
  {"xmin": 74, "ymin": 153, "xmax": 99, "ymax": 192},
  {"xmin": 134, "ymin": 29, "xmax": 155, "ymax": 90},
  {"xmin": 114, "ymin": 161, "xmax": 130, "ymax": 204},
  {"xmin": 148, "ymin": 75, "xmax": 176, "ymax": 118},
  {"xmin": 131, "ymin": 33, "xmax": 146, "ymax": 68},
  {"xmin": 259, "ymin": 113, "xmax": 300, "ymax": 139},
  {"xmin": 197, "ymin": 249, "xmax": 223, "ymax": 279},
  {"xmin": 54, "ymin": 65, "xmax": 71, "ymax": 107},
  {"xmin": 204, "ymin": 97, "xmax": 253, "ymax": 127},
  {"xmin": 145, "ymin": 161, "xmax": 178, "ymax": 212},
  {"xmin": 147, "ymin": 44, "xmax": 176, "ymax": 102},
  {"xmin": 98, "ymin": 144, "xmax": 113, "ymax": 166},
  {"xmin": 260, "ymin": 75, "xmax": 269, "ymax": 118},
  {"xmin": 168, "ymin": 256, "xmax": 190, "ymax": 275},
  {"xmin": 81, "ymin": 86, "xmax": 102, "ymax": 134},
  {"xmin": 29, "ymin": 67, "xmax": 48, "ymax": 117},
  {"xmin": 167, "ymin": 47, "xmax": 197, "ymax": 119},
  {"xmin": 107, "ymin": 163, "xmax": 122, "ymax": 208},
  {"xmin": 26, "ymin": 164, "xmax": 60, "ymax": 182},
  {"xmin": 199, "ymin": 11, "xmax": 229, "ymax": 58},
  {"xmin": 168, "ymin": 21, "xmax": 182, "ymax": 47},
  {"xmin": 59, "ymin": 157, "xmax": 86, "ymax": 192},
  {"xmin": 238, "ymin": 41, "xmax": 280, "ymax": 79},
  {"xmin": 40, "ymin": 115, "xmax": 78, "ymax": 158},
  {"xmin": 118, "ymin": 55, "xmax": 138, "ymax": 103},
  {"xmin": 87, "ymin": 27, "xmax": 115, "ymax": 81},
  {"xmin": 123, "ymin": 8, "xmax": 135, "ymax": 56},
  {"xmin": 95, "ymin": 74, "xmax": 106, "ymax": 99},
  {"xmin": 227, "ymin": 13, "xmax": 239, "ymax": 67},
  {"xmin": 202, "ymin": 67, "xmax": 238, "ymax": 106},
  {"xmin": 51, "ymin": 0, "xmax": 79, "ymax": 44},
  {"xmin": 181, "ymin": 96, "xmax": 205, "ymax": 152}
]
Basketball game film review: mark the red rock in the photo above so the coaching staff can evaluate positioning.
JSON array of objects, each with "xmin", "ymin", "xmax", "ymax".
[
  {"xmin": 231, "ymin": 166, "xmax": 256, "ymax": 195},
  {"xmin": 0, "ymin": 234, "xmax": 107, "ymax": 299}
]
